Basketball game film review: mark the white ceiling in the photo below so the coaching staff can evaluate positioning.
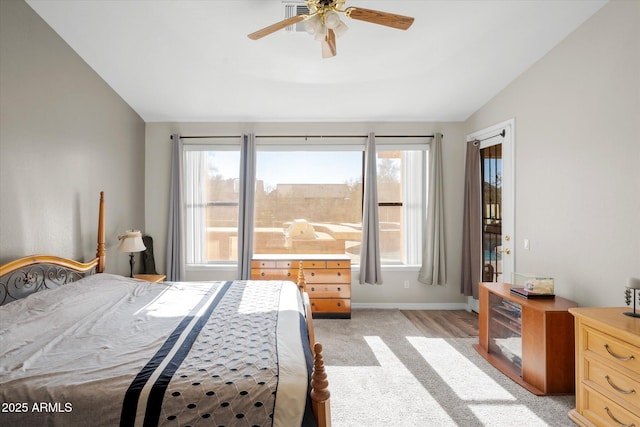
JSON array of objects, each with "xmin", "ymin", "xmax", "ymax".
[{"xmin": 25, "ymin": 0, "xmax": 607, "ymax": 123}]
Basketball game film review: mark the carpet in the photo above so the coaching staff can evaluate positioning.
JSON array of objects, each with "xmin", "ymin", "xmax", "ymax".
[{"xmin": 313, "ymin": 309, "xmax": 575, "ymax": 427}]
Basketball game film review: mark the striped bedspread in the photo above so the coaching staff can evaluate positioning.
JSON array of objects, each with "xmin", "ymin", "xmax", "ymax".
[{"xmin": 0, "ymin": 274, "xmax": 315, "ymax": 427}]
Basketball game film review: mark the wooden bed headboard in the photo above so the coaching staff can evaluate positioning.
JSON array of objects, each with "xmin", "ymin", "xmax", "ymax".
[{"xmin": 0, "ymin": 191, "xmax": 106, "ymax": 305}]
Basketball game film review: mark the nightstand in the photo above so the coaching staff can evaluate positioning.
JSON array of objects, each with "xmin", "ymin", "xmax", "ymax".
[{"xmin": 134, "ymin": 274, "xmax": 166, "ymax": 283}]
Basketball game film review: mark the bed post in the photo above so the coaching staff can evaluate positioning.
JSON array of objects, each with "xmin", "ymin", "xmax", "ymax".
[
  {"xmin": 298, "ymin": 261, "xmax": 316, "ymax": 353},
  {"xmin": 297, "ymin": 260, "xmax": 307, "ymax": 293},
  {"xmin": 96, "ymin": 191, "xmax": 106, "ymax": 273},
  {"xmin": 311, "ymin": 342, "xmax": 331, "ymax": 427}
]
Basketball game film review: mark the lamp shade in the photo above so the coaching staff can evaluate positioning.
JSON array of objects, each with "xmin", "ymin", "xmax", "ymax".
[
  {"xmin": 627, "ymin": 277, "xmax": 640, "ymax": 289},
  {"xmin": 117, "ymin": 230, "xmax": 146, "ymax": 253}
]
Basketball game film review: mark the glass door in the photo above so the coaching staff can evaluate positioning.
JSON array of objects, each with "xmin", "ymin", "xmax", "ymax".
[
  {"xmin": 468, "ymin": 119, "xmax": 515, "ymax": 307},
  {"xmin": 481, "ymin": 143, "xmax": 504, "ymax": 282}
]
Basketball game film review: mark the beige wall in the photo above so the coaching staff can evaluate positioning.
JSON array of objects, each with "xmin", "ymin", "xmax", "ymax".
[
  {"xmin": 464, "ymin": 1, "xmax": 640, "ymax": 307},
  {"xmin": 145, "ymin": 121, "xmax": 468, "ymax": 307},
  {"xmin": 0, "ymin": 0, "xmax": 146, "ymax": 275}
]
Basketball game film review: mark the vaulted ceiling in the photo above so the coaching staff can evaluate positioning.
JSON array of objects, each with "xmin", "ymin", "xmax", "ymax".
[{"xmin": 25, "ymin": 0, "xmax": 608, "ymax": 122}]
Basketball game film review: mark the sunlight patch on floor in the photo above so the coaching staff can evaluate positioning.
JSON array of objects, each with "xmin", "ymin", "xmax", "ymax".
[
  {"xmin": 326, "ymin": 335, "xmax": 458, "ymax": 427},
  {"xmin": 406, "ymin": 336, "xmax": 516, "ymax": 401},
  {"xmin": 468, "ymin": 404, "xmax": 550, "ymax": 426}
]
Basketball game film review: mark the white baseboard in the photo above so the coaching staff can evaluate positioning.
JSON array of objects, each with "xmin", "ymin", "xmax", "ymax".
[{"xmin": 351, "ymin": 302, "xmax": 470, "ymax": 311}]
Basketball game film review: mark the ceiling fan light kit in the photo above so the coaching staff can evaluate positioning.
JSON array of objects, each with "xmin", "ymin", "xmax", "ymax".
[
  {"xmin": 248, "ymin": 0, "xmax": 415, "ymax": 58},
  {"xmin": 304, "ymin": 13, "xmax": 347, "ymax": 41}
]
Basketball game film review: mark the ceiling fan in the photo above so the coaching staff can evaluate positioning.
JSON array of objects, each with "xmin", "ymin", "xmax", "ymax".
[{"xmin": 248, "ymin": 0, "xmax": 415, "ymax": 58}]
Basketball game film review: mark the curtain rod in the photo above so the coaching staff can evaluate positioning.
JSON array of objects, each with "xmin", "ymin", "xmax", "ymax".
[
  {"xmin": 471, "ymin": 129, "xmax": 505, "ymax": 145},
  {"xmin": 257, "ymin": 134, "xmax": 438, "ymax": 139},
  {"xmin": 172, "ymin": 134, "xmax": 439, "ymax": 140}
]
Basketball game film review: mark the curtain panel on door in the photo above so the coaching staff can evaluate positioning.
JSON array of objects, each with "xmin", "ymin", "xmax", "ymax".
[{"xmin": 461, "ymin": 140, "xmax": 481, "ymax": 298}]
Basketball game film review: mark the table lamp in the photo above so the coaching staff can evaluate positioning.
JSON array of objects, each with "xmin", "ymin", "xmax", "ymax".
[
  {"xmin": 623, "ymin": 277, "xmax": 640, "ymax": 318},
  {"xmin": 117, "ymin": 230, "xmax": 146, "ymax": 277}
]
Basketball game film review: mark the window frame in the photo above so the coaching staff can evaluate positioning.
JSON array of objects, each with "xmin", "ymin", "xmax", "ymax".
[{"xmin": 183, "ymin": 137, "xmax": 430, "ymax": 270}]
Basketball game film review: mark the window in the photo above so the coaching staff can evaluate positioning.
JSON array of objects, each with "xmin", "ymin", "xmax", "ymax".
[
  {"xmin": 184, "ymin": 138, "xmax": 428, "ymax": 267},
  {"xmin": 254, "ymin": 149, "xmax": 363, "ymax": 259},
  {"xmin": 376, "ymin": 148, "xmax": 427, "ymax": 265},
  {"xmin": 184, "ymin": 145, "xmax": 241, "ymax": 264}
]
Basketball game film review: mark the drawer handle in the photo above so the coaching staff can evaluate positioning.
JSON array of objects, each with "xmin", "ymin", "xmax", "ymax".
[
  {"xmin": 605, "ymin": 344, "xmax": 636, "ymax": 361},
  {"xmin": 287, "ymin": 272, "xmax": 291, "ymax": 276},
  {"xmin": 337, "ymin": 302, "xmax": 341, "ymax": 307},
  {"xmin": 604, "ymin": 406, "xmax": 635, "ymax": 427},
  {"xmin": 337, "ymin": 287, "xmax": 341, "ymax": 292},
  {"xmin": 605, "ymin": 375, "xmax": 636, "ymax": 395},
  {"xmin": 261, "ymin": 272, "xmax": 265, "ymax": 277},
  {"xmin": 311, "ymin": 287, "xmax": 315, "ymax": 292},
  {"xmin": 311, "ymin": 272, "xmax": 315, "ymax": 276},
  {"xmin": 337, "ymin": 272, "xmax": 341, "ymax": 276}
]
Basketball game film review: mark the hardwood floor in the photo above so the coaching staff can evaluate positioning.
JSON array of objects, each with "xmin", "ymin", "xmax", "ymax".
[{"xmin": 401, "ymin": 310, "xmax": 479, "ymax": 338}]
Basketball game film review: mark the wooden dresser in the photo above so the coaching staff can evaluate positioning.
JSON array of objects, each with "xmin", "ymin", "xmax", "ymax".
[
  {"xmin": 569, "ymin": 307, "xmax": 640, "ymax": 427},
  {"xmin": 473, "ymin": 282, "xmax": 577, "ymax": 395},
  {"xmin": 250, "ymin": 255, "xmax": 351, "ymax": 319}
]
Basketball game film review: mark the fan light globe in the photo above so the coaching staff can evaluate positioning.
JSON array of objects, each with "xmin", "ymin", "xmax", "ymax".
[
  {"xmin": 324, "ymin": 11, "xmax": 341, "ymax": 29},
  {"xmin": 316, "ymin": 30, "xmax": 328, "ymax": 41},
  {"xmin": 305, "ymin": 14, "xmax": 321, "ymax": 35},
  {"xmin": 333, "ymin": 20, "xmax": 348, "ymax": 37}
]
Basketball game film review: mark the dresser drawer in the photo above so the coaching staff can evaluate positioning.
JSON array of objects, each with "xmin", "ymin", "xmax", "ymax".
[
  {"xmin": 583, "ymin": 386, "xmax": 640, "ymax": 427},
  {"xmin": 251, "ymin": 269, "xmax": 286, "ymax": 280},
  {"xmin": 307, "ymin": 284, "xmax": 350, "ymax": 299},
  {"xmin": 327, "ymin": 260, "xmax": 349, "ymax": 268},
  {"xmin": 262, "ymin": 260, "xmax": 334, "ymax": 269},
  {"xmin": 305, "ymin": 269, "xmax": 350, "ymax": 283},
  {"xmin": 251, "ymin": 260, "xmax": 277, "ymax": 268},
  {"xmin": 301, "ymin": 260, "xmax": 327, "ymax": 269},
  {"xmin": 586, "ymin": 359, "xmax": 640, "ymax": 410},
  {"xmin": 311, "ymin": 298, "xmax": 351, "ymax": 313},
  {"xmin": 585, "ymin": 327, "xmax": 640, "ymax": 375}
]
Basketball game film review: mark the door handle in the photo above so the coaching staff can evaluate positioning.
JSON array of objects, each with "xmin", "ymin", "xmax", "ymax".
[{"xmin": 499, "ymin": 248, "xmax": 511, "ymax": 255}]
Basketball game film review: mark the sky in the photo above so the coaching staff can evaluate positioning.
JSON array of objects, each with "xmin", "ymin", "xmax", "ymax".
[{"xmin": 209, "ymin": 150, "xmax": 362, "ymax": 190}]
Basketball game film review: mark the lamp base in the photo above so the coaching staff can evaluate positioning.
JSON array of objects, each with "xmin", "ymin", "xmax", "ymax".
[
  {"xmin": 623, "ymin": 311, "xmax": 640, "ymax": 318},
  {"xmin": 129, "ymin": 252, "xmax": 135, "ymax": 278}
]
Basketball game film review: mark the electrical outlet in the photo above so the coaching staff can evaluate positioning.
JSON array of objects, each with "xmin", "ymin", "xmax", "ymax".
[{"xmin": 404, "ymin": 280, "xmax": 410, "ymax": 289}]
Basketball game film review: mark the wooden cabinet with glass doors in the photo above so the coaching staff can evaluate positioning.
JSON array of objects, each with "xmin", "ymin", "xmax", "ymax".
[{"xmin": 473, "ymin": 282, "xmax": 577, "ymax": 395}]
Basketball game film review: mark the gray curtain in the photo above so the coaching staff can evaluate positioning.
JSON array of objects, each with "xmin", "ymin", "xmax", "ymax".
[
  {"xmin": 418, "ymin": 133, "xmax": 446, "ymax": 285},
  {"xmin": 238, "ymin": 133, "xmax": 256, "ymax": 280},
  {"xmin": 359, "ymin": 133, "xmax": 382, "ymax": 285},
  {"xmin": 166, "ymin": 134, "xmax": 185, "ymax": 281},
  {"xmin": 461, "ymin": 140, "xmax": 482, "ymax": 298}
]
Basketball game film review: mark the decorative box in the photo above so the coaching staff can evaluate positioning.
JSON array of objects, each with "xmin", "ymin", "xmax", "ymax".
[{"xmin": 511, "ymin": 273, "xmax": 554, "ymax": 295}]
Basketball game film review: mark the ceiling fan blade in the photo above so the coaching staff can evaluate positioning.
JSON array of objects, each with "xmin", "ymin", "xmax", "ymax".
[
  {"xmin": 345, "ymin": 7, "xmax": 414, "ymax": 30},
  {"xmin": 248, "ymin": 15, "xmax": 307, "ymax": 40},
  {"xmin": 321, "ymin": 29, "xmax": 337, "ymax": 58}
]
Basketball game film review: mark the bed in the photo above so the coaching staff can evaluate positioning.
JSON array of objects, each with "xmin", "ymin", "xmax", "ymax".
[{"xmin": 0, "ymin": 192, "xmax": 330, "ymax": 427}]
